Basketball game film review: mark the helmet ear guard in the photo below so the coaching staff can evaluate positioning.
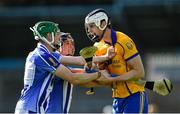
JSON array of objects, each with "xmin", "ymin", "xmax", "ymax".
[
  {"xmin": 30, "ymin": 21, "xmax": 61, "ymax": 50},
  {"xmin": 30, "ymin": 27, "xmax": 40, "ymax": 40}
]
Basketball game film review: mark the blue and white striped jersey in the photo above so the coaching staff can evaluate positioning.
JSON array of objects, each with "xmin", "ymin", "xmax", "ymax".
[
  {"xmin": 15, "ymin": 43, "xmax": 73, "ymax": 113},
  {"xmin": 46, "ymin": 76, "xmax": 73, "ymax": 113}
]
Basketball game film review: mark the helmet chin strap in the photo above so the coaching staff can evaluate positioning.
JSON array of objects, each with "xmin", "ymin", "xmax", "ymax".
[
  {"xmin": 47, "ymin": 32, "xmax": 61, "ymax": 51},
  {"xmin": 53, "ymin": 44, "xmax": 60, "ymax": 50},
  {"xmin": 48, "ymin": 43, "xmax": 60, "ymax": 52},
  {"xmin": 94, "ymin": 27, "xmax": 106, "ymax": 42}
]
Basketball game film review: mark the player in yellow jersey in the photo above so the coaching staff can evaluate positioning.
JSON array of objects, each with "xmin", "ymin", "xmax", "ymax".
[
  {"xmin": 85, "ymin": 8, "xmax": 173, "ymax": 113},
  {"xmin": 85, "ymin": 8, "xmax": 146, "ymax": 113},
  {"xmin": 94, "ymin": 40, "xmax": 172, "ymax": 97}
]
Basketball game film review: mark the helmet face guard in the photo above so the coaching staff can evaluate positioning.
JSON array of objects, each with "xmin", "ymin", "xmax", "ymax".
[
  {"xmin": 85, "ymin": 8, "xmax": 110, "ymax": 42},
  {"xmin": 84, "ymin": 24, "xmax": 100, "ymax": 42},
  {"xmin": 60, "ymin": 32, "xmax": 71, "ymax": 46},
  {"xmin": 30, "ymin": 21, "xmax": 61, "ymax": 50}
]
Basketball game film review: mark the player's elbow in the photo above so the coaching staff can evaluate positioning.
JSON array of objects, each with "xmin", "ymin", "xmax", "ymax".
[{"xmin": 67, "ymin": 77, "xmax": 78, "ymax": 85}]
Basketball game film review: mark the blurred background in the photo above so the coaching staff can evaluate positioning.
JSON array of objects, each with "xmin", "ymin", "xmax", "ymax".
[{"xmin": 0, "ymin": 0, "xmax": 179, "ymax": 113}]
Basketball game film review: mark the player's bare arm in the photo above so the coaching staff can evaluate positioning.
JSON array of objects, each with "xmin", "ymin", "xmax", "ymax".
[
  {"xmin": 54, "ymin": 64, "xmax": 100, "ymax": 84},
  {"xmin": 93, "ymin": 46, "xmax": 115, "ymax": 63},
  {"xmin": 79, "ymin": 70, "xmax": 112, "ymax": 88},
  {"xmin": 60, "ymin": 56, "xmax": 86, "ymax": 66},
  {"xmin": 60, "ymin": 46, "xmax": 115, "ymax": 66},
  {"xmin": 100, "ymin": 55, "xmax": 145, "ymax": 83}
]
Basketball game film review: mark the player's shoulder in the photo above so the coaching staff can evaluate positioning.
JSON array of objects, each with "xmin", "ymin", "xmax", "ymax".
[
  {"xmin": 32, "ymin": 47, "xmax": 51, "ymax": 63},
  {"xmin": 116, "ymin": 31, "xmax": 132, "ymax": 41},
  {"xmin": 116, "ymin": 31, "xmax": 133, "ymax": 44}
]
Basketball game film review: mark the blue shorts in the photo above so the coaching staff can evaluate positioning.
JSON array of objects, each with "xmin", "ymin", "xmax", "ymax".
[{"xmin": 112, "ymin": 92, "xmax": 148, "ymax": 113}]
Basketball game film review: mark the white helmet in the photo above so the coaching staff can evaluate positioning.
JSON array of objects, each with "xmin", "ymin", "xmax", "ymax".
[
  {"xmin": 85, "ymin": 8, "xmax": 111, "ymax": 42},
  {"xmin": 30, "ymin": 21, "xmax": 61, "ymax": 50}
]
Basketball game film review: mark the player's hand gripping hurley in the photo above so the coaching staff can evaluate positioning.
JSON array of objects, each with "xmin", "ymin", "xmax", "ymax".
[{"xmin": 79, "ymin": 46, "xmax": 98, "ymax": 95}]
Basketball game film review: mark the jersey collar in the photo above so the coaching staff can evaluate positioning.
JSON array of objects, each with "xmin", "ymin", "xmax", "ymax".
[{"xmin": 37, "ymin": 42, "xmax": 51, "ymax": 54}]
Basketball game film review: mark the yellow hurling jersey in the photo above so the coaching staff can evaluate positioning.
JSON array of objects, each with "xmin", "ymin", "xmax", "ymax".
[{"xmin": 94, "ymin": 30, "xmax": 144, "ymax": 98}]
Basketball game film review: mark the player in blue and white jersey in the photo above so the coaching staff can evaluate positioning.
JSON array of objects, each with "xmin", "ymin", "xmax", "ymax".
[
  {"xmin": 15, "ymin": 21, "xmax": 112, "ymax": 114},
  {"xmin": 45, "ymin": 32, "xmax": 76, "ymax": 113}
]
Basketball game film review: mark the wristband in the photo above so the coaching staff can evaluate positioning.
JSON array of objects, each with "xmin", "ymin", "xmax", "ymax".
[
  {"xmin": 111, "ymin": 74, "xmax": 118, "ymax": 77},
  {"xmin": 85, "ymin": 68, "xmax": 97, "ymax": 73}
]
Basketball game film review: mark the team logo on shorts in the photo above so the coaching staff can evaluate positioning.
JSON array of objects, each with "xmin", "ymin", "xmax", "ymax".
[
  {"xmin": 126, "ymin": 42, "xmax": 133, "ymax": 50},
  {"xmin": 49, "ymin": 57, "xmax": 58, "ymax": 67}
]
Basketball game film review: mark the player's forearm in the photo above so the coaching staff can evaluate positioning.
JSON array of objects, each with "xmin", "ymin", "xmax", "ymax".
[
  {"xmin": 93, "ymin": 46, "xmax": 114, "ymax": 63},
  {"xmin": 60, "ymin": 56, "xmax": 86, "ymax": 66},
  {"xmin": 92, "ymin": 55, "xmax": 108, "ymax": 63},
  {"xmin": 55, "ymin": 65, "xmax": 99, "ymax": 84},
  {"xmin": 71, "ymin": 72, "xmax": 100, "ymax": 84},
  {"xmin": 114, "ymin": 55, "xmax": 145, "ymax": 82},
  {"xmin": 109, "ymin": 69, "xmax": 144, "ymax": 82}
]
